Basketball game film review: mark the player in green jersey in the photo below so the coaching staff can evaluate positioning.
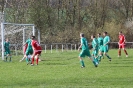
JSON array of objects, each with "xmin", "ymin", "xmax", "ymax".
[
  {"xmin": 4, "ymin": 38, "xmax": 12, "ymax": 62},
  {"xmin": 91, "ymin": 35, "xmax": 99, "ymax": 64},
  {"xmin": 99, "ymin": 32, "xmax": 111, "ymax": 61},
  {"xmin": 78, "ymin": 33, "xmax": 98, "ymax": 68},
  {"xmin": 20, "ymin": 38, "xmax": 33, "ymax": 64},
  {"xmin": 97, "ymin": 33, "xmax": 104, "ymax": 61}
]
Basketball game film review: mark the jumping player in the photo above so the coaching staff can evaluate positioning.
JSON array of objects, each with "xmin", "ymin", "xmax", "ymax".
[
  {"xmin": 118, "ymin": 31, "xmax": 128, "ymax": 57},
  {"xmin": 31, "ymin": 36, "xmax": 42, "ymax": 65},
  {"xmin": 78, "ymin": 33, "xmax": 98, "ymax": 68},
  {"xmin": 4, "ymin": 38, "xmax": 12, "ymax": 62}
]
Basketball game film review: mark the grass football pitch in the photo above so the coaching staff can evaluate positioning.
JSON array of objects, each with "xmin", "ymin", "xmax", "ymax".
[{"xmin": 0, "ymin": 49, "xmax": 133, "ymax": 88}]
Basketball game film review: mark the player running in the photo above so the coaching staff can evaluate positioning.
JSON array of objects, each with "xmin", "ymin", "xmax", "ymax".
[
  {"xmin": 78, "ymin": 33, "xmax": 98, "ymax": 68},
  {"xmin": 118, "ymin": 31, "xmax": 128, "ymax": 57},
  {"xmin": 4, "ymin": 38, "xmax": 12, "ymax": 62},
  {"xmin": 97, "ymin": 33, "xmax": 104, "ymax": 61},
  {"xmin": 98, "ymin": 32, "xmax": 111, "ymax": 61},
  {"xmin": 91, "ymin": 35, "xmax": 99, "ymax": 63},
  {"xmin": 31, "ymin": 36, "xmax": 42, "ymax": 66}
]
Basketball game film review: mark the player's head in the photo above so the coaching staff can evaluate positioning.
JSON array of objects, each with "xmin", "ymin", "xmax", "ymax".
[
  {"xmin": 91, "ymin": 35, "xmax": 95, "ymax": 39},
  {"xmin": 97, "ymin": 33, "xmax": 101, "ymax": 37},
  {"xmin": 31, "ymin": 36, "xmax": 36, "ymax": 40},
  {"xmin": 5, "ymin": 38, "xmax": 9, "ymax": 42},
  {"xmin": 103, "ymin": 31, "xmax": 107, "ymax": 36},
  {"xmin": 119, "ymin": 31, "xmax": 122, "ymax": 35},
  {"xmin": 80, "ymin": 33, "xmax": 84, "ymax": 38}
]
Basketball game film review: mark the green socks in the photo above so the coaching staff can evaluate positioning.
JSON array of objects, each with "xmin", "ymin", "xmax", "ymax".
[
  {"xmin": 105, "ymin": 54, "xmax": 111, "ymax": 59},
  {"xmin": 26, "ymin": 58, "xmax": 29, "ymax": 63},
  {"xmin": 80, "ymin": 60, "xmax": 85, "ymax": 67}
]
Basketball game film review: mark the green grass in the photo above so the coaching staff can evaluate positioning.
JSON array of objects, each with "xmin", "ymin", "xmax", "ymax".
[{"xmin": 0, "ymin": 49, "xmax": 133, "ymax": 88}]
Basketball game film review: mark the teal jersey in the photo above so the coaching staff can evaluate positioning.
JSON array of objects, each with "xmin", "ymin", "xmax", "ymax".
[
  {"xmin": 81, "ymin": 37, "xmax": 89, "ymax": 50},
  {"xmin": 4, "ymin": 42, "xmax": 10, "ymax": 50},
  {"xmin": 92, "ymin": 38, "xmax": 98, "ymax": 49},
  {"xmin": 26, "ymin": 39, "xmax": 32, "ymax": 49},
  {"xmin": 103, "ymin": 36, "xmax": 110, "ymax": 45},
  {"xmin": 97, "ymin": 37, "xmax": 103, "ymax": 46}
]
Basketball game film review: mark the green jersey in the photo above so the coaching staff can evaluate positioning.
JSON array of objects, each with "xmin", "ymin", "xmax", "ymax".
[
  {"xmin": 26, "ymin": 39, "xmax": 32, "ymax": 49},
  {"xmin": 4, "ymin": 42, "xmax": 10, "ymax": 50},
  {"xmin": 97, "ymin": 37, "xmax": 103, "ymax": 46},
  {"xmin": 103, "ymin": 36, "xmax": 110, "ymax": 45},
  {"xmin": 92, "ymin": 38, "xmax": 98, "ymax": 50},
  {"xmin": 81, "ymin": 37, "xmax": 89, "ymax": 50}
]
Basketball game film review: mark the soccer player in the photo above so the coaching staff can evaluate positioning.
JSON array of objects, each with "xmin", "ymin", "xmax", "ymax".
[
  {"xmin": 20, "ymin": 38, "xmax": 33, "ymax": 65},
  {"xmin": 31, "ymin": 36, "xmax": 42, "ymax": 65},
  {"xmin": 78, "ymin": 33, "xmax": 98, "ymax": 68},
  {"xmin": 91, "ymin": 35, "xmax": 99, "ymax": 63},
  {"xmin": 118, "ymin": 31, "xmax": 128, "ymax": 57},
  {"xmin": 97, "ymin": 33, "xmax": 104, "ymax": 61},
  {"xmin": 101, "ymin": 32, "xmax": 112, "ymax": 61},
  {"xmin": 4, "ymin": 38, "xmax": 12, "ymax": 62}
]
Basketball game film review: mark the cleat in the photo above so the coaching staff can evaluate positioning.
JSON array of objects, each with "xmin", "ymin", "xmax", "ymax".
[
  {"xmin": 118, "ymin": 55, "xmax": 120, "ymax": 57},
  {"xmin": 31, "ymin": 64, "xmax": 34, "ymax": 66},
  {"xmin": 126, "ymin": 55, "xmax": 128, "ymax": 57},
  {"xmin": 95, "ymin": 62, "xmax": 98, "ymax": 67},
  {"xmin": 81, "ymin": 66, "xmax": 85, "ymax": 68},
  {"xmin": 109, "ymin": 58, "xmax": 112, "ymax": 61}
]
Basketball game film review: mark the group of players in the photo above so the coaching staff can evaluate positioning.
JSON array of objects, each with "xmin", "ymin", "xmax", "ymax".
[
  {"xmin": 4, "ymin": 31, "xmax": 128, "ymax": 67},
  {"xmin": 4, "ymin": 36, "xmax": 42, "ymax": 66},
  {"xmin": 78, "ymin": 31, "xmax": 128, "ymax": 67}
]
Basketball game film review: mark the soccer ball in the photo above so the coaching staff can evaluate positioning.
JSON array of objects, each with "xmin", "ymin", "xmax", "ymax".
[{"xmin": 27, "ymin": 55, "xmax": 32, "ymax": 59}]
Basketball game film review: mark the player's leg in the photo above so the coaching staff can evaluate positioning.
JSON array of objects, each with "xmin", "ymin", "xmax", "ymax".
[
  {"xmin": 104, "ymin": 46, "xmax": 111, "ymax": 61},
  {"xmin": 25, "ymin": 50, "xmax": 30, "ymax": 64},
  {"xmin": 35, "ymin": 51, "xmax": 41, "ymax": 65},
  {"xmin": 122, "ymin": 45, "xmax": 128, "ymax": 57},
  {"xmin": 93, "ymin": 49, "xmax": 99, "ymax": 63},
  {"xmin": 31, "ymin": 54, "xmax": 35, "ymax": 65},
  {"xmin": 97, "ymin": 46, "xmax": 104, "ymax": 62},
  {"xmin": 8, "ymin": 50, "xmax": 11, "ymax": 62},
  {"xmin": 79, "ymin": 50, "xmax": 85, "ymax": 68},
  {"xmin": 87, "ymin": 50, "xmax": 98, "ymax": 67},
  {"xmin": 118, "ymin": 45, "xmax": 122, "ymax": 57},
  {"xmin": 4, "ymin": 50, "xmax": 8, "ymax": 61}
]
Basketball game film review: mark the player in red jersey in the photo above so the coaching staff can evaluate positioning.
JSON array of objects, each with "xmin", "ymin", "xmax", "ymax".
[
  {"xmin": 31, "ymin": 36, "xmax": 42, "ymax": 65},
  {"xmin": 118, "ymin": 31, "xmax": 128, "ymax": 57}
]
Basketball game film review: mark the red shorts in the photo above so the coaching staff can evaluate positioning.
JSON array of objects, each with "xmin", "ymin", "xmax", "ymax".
[
  {"xmin": 119, "ymin": 44, "xmax": 125, "ymax": 48},
  {"xmin": 34, "ymin": 51, "xmax": 42, "ymax": 56}
]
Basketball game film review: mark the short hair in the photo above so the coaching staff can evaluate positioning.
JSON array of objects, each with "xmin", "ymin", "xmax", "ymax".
[
  {"xmin": 80, "ymin": 33, "xmax": 84, "ymax": 37},
  {"xmin": 31, "ymin": 36, "xmax": 35, "ymax": 39},
  {"xmin": 119, "ymin": 31, "xmax": 122, "ymax": 33},
  {"xmin": 91, "ymin": 35, "xmax": 95, "ymax": 38},
  {"xmin": 104, "ymin": 31, "xmax": 108, "ymax": 35},
  {"xmin": 98, "ymin": 33, "xmax": 101, "ymax": 35}
]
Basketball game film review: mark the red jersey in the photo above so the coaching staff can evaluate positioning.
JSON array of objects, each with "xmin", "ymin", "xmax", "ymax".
[
  {"xmin": 119, "ymin": 34, "xmax": 125, "ymax": 44},
  {"xmin": 31, "ymin": 40, "xmax": 42, "ymax": 51}
]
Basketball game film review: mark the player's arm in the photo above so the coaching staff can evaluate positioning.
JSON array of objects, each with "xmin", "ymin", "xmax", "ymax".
[
  {"xmin": 78, "ymin": 39, "xmax": 83, "ymax": 51},
  {"xmin": 4, "ymin": 42, "xmax": 6, "ymax": 51},
  {"xmin": 78, "ymin": 44, "xmax": 82, "ymax": 51},
  {"xmin": 93, "ymin": 39, "xmax": 97, "ymax": 50},
  {"xmin": 104, "ymin": 37, "xmax": 110, "ymax": 46}
]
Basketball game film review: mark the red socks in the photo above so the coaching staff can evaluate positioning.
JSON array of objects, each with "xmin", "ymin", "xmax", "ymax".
[{"xmin": 124, "ymin": 50, "xmax": 128, "ymax": 55}]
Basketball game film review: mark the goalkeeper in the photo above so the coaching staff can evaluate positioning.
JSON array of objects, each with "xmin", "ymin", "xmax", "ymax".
[{"xmin": 4, "ymin": 38, "xmax": 11, "ymax": 62}]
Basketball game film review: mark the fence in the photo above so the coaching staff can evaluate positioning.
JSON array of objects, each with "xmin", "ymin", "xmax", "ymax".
[{"xmin": 0, "ymin": 42, "xmax": 133, "ymax": 57}]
